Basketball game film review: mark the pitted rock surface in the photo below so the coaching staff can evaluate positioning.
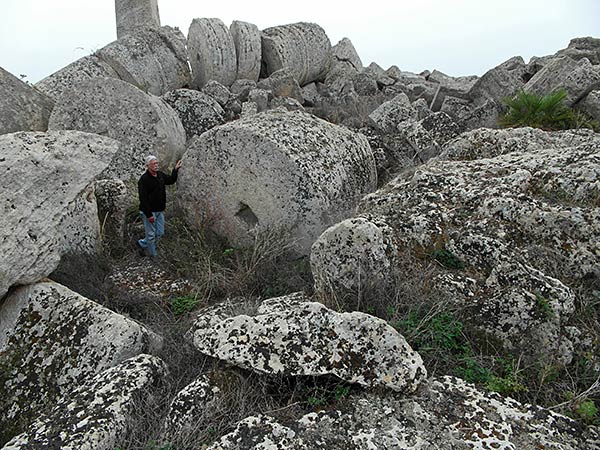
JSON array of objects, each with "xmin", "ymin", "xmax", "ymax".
[
  {"xmin": 0, "ymin": 131, "xmax": 119, "ymax": 298},
  {"xmin": 257, "ymin": 68, "xmax": 303, "ymax": 102},
  {"xmin": 189, "ymin": 292, "xmax": 426, "ymax": 392},
  {"xmin": 207, "ymin": 376, "xmax": 599, "ymax": 449},
  {"xmin": 3, "ymin": 354, "xmax": 168, "ymax": 450},
  {"xmin": 177, "ymin": 109, "xmax": 376, "ymax": 254},
  {"xmin": 0, "ymin": 282, "xmax": 162, "ymax": 433},
  {"xmin": 187, "ymin": 18, "xmax": 237, "ymax": 88},
  {"xmin": 202, "ymin": 80, "xmax": 232, "ymax": 107},
  {"xmin": 555, "ymin": 36, "xmax": 600, "ymax": 65},
  {"xmin": 98, "ymin": 26, "xmax": 191, "ymax": 96},
  {"xmin": 230, "ymin": 21, "xmax": 261, "ymax": 82},
  {"xmin": 162, "ymin": 89, "xmax": 225, "ymax": 140},
  {"xmin": 0, "ymin": 66, "xmax": 54, "ymax": 135},
  {"xmin": 331, "ymin": 37, "xmax": 362, "ymax": 72},
  {"xmin": 261, "ymin": 22, "xmax": 332, "ymax": 86},
  {"xmin": 468, "ymin": 56, "xmax": 527, "ymax": 106},
  {"xmin": 48, "ymin": 77, "xmax": 185, "ymax": 181},
  {"xmin": 57, "ymin": 183, "xmax": 101, "ymax": 256},
  {"xmin": 578, "ymin": 89, "xmax": 600, "ymax": 121},
  {"xmin": 115, "ymin": 0, "xmax": 161, "ymax": 39},
  {"xmin": 95, "ymin": 178, "xmax": 129, "ymax": 246},
  {"xmin": 368, "ymin": 93, "xmax": 417, "ymax": 133}
]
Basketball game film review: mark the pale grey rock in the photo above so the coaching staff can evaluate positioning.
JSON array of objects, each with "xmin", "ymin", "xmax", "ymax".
[
  {"xmin": 3, "ymin": 354, "xmax": 168, "ymax": 450},
  {"xmin": 207, "ymin": 376, "xmax": 600, "ymax": 449},
  {"xmin": 261, "ymin": 22, "xmax": 332, "ymax": 86},
  {"xmin": 247, "ymin": 88, "xmax": 270, "ymax": 112},
  {"xmin": 311, "ymin": 217, "xmax": 399, "ymax": 301},
  {"xmin": 189, "ymin": 293, "xmax": 427, "ymax": 392},
  {"xmin": 270, "ymin": 96, "xmax": 304, "ymax": 111},
  {"xmin": 555, "ymin": 36, "xmax": 600, "ymax": 65},
  {"xmin": 98, "ymin": 26, "xmax": 191, "ymax": 96},
  {"xmin": 48, "ymin": 77, "xmax": 185, "ymax": 180},
  {"xmin": 577, "ymin": 89, "xmax": 600, "ymax": 121},
  {"xmin": 411, "ymin": 97, "xmax": 433, "ymax": 120},
  {"xmin": 257, "ymin": 68, "xmax": 303, "ymax": 102},
  {"xmin": 468, "ymin": 56, "xmax": 527, "ymax": 106},
  {"xmin": 440, "ymin": 95, "xmax": 472, "ymax": 121},
  {"xmin": 300, "ymin": 82, "xmax": 322, "ymax": 106},
  {"xmin": 427, "ymin": 69, "xmax": 477, "ymax": 110},
  {"xmin": 0, "ymin": 131, "xmax": 118, "ymax": 299},
  {"xmin": 0, "ymin": 66, "xmax": 54, "ymax": 135},
  {"xmin": 177, "ymin": 109, "xmax": 376, "ymax": 254},
  {"xmin": 0, "ymin": 282, "xmax": 162, "ymax": 434},
  {"xmin": 35, "ymin": 55, "xmax": 120, "ymax": 101},
  {"xmin": 331, "ymin": 37, "xmax": 362, "ymax": 71},
  {"xmin": 95, "ymin": 178, "xmax": 129, "ymax": 246},
  {"xmin": 230, "ymin": 21, "xmax": 261, "ymax": 82},
  {"xmin": 188, "ymin": 18, "xmax": 237, "ymax": 88},
  {"xmin": 368, "ymin": 93, "xmax": 417, "ymax": 133},
  {"xmin": 352, "ymin": 71, "xmax": 379, "ymax": 96},
  {"xmin": 115, "ymin": 0, "xmax": 160, "ymax": 39},
  {"xmin": 162, "ymin": 88, "xmax": 225, "ymax": 140},
  {"xmin": 241, "ymin": 100, "xmax": 259, "ymax": 116},
  {"xmin": 524, "ymin": 56, "xmax": 600, "ymax": 106},
  {"xmin": 58, "ymin": 183, "xmax": 101, "ymax": 256},
  {"xmin": 202, "ymin": 79, "xmax": 231, "ymax": 106},
  {"xmin": 230, "ymin": 79, "xmax": 257, "ymax": 102}
]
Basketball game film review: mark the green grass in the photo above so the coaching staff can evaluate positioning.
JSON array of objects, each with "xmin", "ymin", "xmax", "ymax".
[{"xmin": 170, "ymin": 295, "xmax": 200, "ymax": 316}]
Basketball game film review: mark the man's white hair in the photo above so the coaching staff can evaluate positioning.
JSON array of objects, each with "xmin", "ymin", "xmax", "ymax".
[{"xmin": 145, "ymin": 155, "xmax": 158, "ymax": 166}]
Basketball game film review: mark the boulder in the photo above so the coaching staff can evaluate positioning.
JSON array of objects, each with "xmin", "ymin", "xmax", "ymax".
[
  {"xmin": 270, "ymin": 97, "xmax": 304, "ymax": 111},
  {"xmin": 162, "ymin": 89, "xmax": 225, "ymax": 140},
  {"xmin": 427, "ymin": 69, "xmax": 477, "ymax": 110},
  {"xmin": 57, "ymin": 183, "xmax": 101, "ymax": 256},
  {"xmin": 352, "ymin": 71, "xmax": 380, "ymax": 96},
  {"xmin": 468, "ymin": 56, "xmax": 527, "ymax": 106},
  {"xmin": 230, "ymin": 21, "xmax": 261, "ymax": 82},
  {"xmin": 257, "ymin": 68, "xmax": 303, "ymax": 101},
  {"xmin": 34, "ymin": 55, "xmax": 120, "ymax": 101},
  {"xmin": 524, "ymin": 56, "xmax": 600, "ymax": 106},
  {"xmin": 177, "ymin": 109, "xmax": 376, "ymax": 254},
  {"xmin": 331, "ymin": 37, "xmax": 362, "ymax": 71},
  {"xmin": 0, "ymin": 66, "xmax": 54, "ymax": 135},
  {"xmin": 115, "ymin": 0, "xmax": 161, "ymax": 39},
  {"xmin": 555, "ymin": 36, "xmax": 600, "ymax": 65},
  {"xmin": 98, "ymin": 26, "xmax": 191, "ymax": 96},
  {"xmin": 202, "ymin": 79, "xmax": 231, "ymax": 106},
  {"xmin": 301, "ymin": 82, "xmax": 322, "ymax": 106},
  {"xmin": 3, "ymin": 354, "xmax": 168, "ymax": 449},
  {"xmin": 0, "ymin": 281, "xmax": 162, "ymax": 437},
  {"xmin": 48, "ymin": 77, "xmax": 185, "ymax": 180},
  {"xmin": 577, "ymin": 89, "xmax": 600, "ymax": 121},
  {"xmin": 207, "ymin": 376, "xmax": 599, "ymax": 449},
  {"xmin": 187, "ymin": 18, "xmax": 237, "ymax": 88},
  {"xmin": 368, "ymin": 93, "xmax": 417, "ymax": 133},
  {"xmin": 247, "ymin": 88, "xmax": 270, "ymax": 112},
  {"xmin": 0, "ymin": 131, "xmax": 119, "ymax": 299},
  {"xmin": 189, "ymin": 293, "xmax": 427, "ymax": 392},
  {"xmin": 261, "ymin": 22, "xmax": 332, "ymax": 86},
  {"xmin": 95, "ymin": 178, "xmax": 129, "ymax": 247},
  {"xmin": 230, "ymin": 79, "xmax": 257, "ymax": 102}
]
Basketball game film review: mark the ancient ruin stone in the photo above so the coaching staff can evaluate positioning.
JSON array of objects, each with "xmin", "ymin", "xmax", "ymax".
[
  {"xmin": 57, "ymin": 183, "xmax": 101, "ymax": 256},
  {"xmin": 524, "ymin": 56, "xmax": 600, "ymax": 106},
  {"xmin": 202, "ymin": 79, "xmax": 231, "ymax": 106},
  {"xmin": 162, "ymin": 89, "xmax": 225, "ymax": 140},
  {"xmin": 177, "ymin": 109, "xmax": 376, "ymax": 254},
  {"xmin": 0, "ymin": 281, "xmax": 162, "ymax": 438},
  {"xmin": 468, "ymin": 56, "xmax": 527, "ymax": 106},
  {"xmin": 257, "ymin": 68, "xmax": 303, "ymax": 102},
  {"xmin": 261, "ymin": 22, "xmax": 332, "ymax": 86},
  {"xmin": 3, "ymin": 354, "xmax": 168, "ymax": 449},
  {"xmin": 207, "ymin": 376, "xmax": 599, "ymax": 449},
  {"xmin": 115, "ymin": 0, "xmax": 161, "ymax": 39},
  {"xmin": 577, "ymin": 89, "xmax": 600, "ymax": 121},
  {"xmin": 0, "ymin": 66, "xmax": 54, "ymax": 135},
  {"xmin": 230, "ymin": 21, "xmax": 261, "ymax": 82},
  {"xmin": 368, "ymin": 93, "xmax": 417, "ymax": 133},
  {"xmin": 189, "ymin": 293, "xmax": 426, "ymax": 392},
  {"xmin": 555, "ymin": 36, "xmax": 600, "ymax": 65},
  {"xmin": 331, "ymin": 37, "xmax": 363, "ymax": 71},
  {"xmin": 230, "ymin": 79, "xmax": 257, "ymax": 102},
  {"xmin": 95, "ymin": 178, "xmax": 129, "ymax": 247},
  {"xmin": 188, "ymin": 18, "xmax": 237, "ymax": 88},
  {"xmin": 48, "ymin": 77, "xmax": 185, "ymax": 180},
  {"xmin": 0, "ymin": 131, "xmax": 119, "ymax": 298},
  {"xmin": 98, "ymin": 26, "xmax": 191, "ymax": 96}
]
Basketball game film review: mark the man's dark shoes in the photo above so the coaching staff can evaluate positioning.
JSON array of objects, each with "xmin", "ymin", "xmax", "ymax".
[{"xmin": 136, "ymin": 241, "xmax": 148, "ymax": 257}]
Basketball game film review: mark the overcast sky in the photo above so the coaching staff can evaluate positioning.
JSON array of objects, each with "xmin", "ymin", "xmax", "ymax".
[{"xmin": 1, "ymin": 0, "xmax": 598, "ymax": 84}]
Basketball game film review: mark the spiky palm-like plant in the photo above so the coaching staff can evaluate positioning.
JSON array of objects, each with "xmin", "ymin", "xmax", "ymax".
[{"xmin": 499, "ymin": 89, "xmax": 577, "ymax": 131}]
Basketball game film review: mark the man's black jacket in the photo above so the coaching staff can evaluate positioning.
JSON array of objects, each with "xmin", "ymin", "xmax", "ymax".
[{"xmin": 138, "ymin": 168, "xmax": 178, "ymax": 218}]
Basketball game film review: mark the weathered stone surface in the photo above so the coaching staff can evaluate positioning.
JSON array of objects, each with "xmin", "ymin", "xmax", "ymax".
[
  {"xmin": 468, "ymin": 56, "xmax": 527, "ymax": 106},
  {"xmin": 115, "ymin": 0, "xmax": 161, "ymax": 39},
  {"xmin": 34, "ymin": 55, "xmax": 120, "ymax": 101},
  {"xmin": 0, "ymin": 66, "xmax": 54, "ymax": 135},
  {"xmin": 230, "ymin": 79, "xmax": 257, "ymax": 102},
  {"xmin": 57, "ymin": 183, "xmax": 101, "ymax": 256},
  {"xmin": 162, "ymin": 89, "xmax": 225, "ymax": 140},
  {"xmin": 578, "ymin": 89, "xmax": 600, "ymax": 121},
  {"xmin": 427, "ymin": 69, "xmax": 477, "ymax": 111},
  {"xmin": 207, "ymin": 376, "xmax": 599, "ymax": 449},
  {"xmin": 48, "ymin": 77, "xmax": 185, "ymax": 180},
  {"xmin": 3, "ymin": 354, "xmax": 168, "ymax": 450},
  {"xmin": 555, "ymin": 36, "xmax": 600, "ymax": 65},
  {"xmin": 0, "ymin": 282, "xmax": 162, "ymax": 437},
  {"xmin": 98, "ymin": 26, "xmax": 191, "ymax": 96},
  {"xmin": 230, "ymin": 21, "xmax": 261, "ymax": 82},
  {"xmin": 352, "ymin": 71, "xmax": 379, "ymax": 96},
  {"xmin": 188, "ymin": 18, "xmax": 237, "ymax": 88},
  {"xmin": 257, "ymin": 68, "xmax": 303, "ymax": 102},
  {"xmin": 189, "ymin": 293, "xmax": 426, "ymax": 392},
  {"xmin": 270, "ymin": 97, "xmax": 304, "ymax": 111},
  {"xmin": 177, "ymin": 109, "xmax": 376, "ymax": 254},
  {"xmin": 0, "ymin": 131, "xmax": 119, "ymax": 299},
  {"xmin": 301, "ymin": 82, "xmax": 322, "ymax": 106},
  {"xmin": 459, "ymin": 98, "xmax": 500, "ymax": 129},
  {"xmin": 368, "ymin": 93, "xmax": 417, "ymax": 133},
  {"xmin": 202, "ymin": 79, "xmax": 231, "ymax": 106},
  {"xmin": 524, "ymin": 56, "xmax": 600, "ymax": 106},
  {"xmin": 247, "ymin": 88, "xmax": 270, "ymax": 112},
  {"xmin": 95, "ymin": 178, "xmax": 129, "ymax": 247},
  {"xmin": 331, "ymin": 37, "xmax": 362, "ymax": 71},
  {"xmin": 261, "ymin": 22, "xmax": 332, "ymax": 86}
]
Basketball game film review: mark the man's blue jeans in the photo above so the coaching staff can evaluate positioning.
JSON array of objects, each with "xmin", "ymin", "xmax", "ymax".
[{"xmin": 138, "ymin": 211, "xmax": 165, "ymax": 257}]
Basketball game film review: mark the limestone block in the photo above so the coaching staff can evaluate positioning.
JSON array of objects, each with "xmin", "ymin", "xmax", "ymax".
[
  {"xmin": 247, "ymin": 88, "xmax": 270, "ymax": 112},
  {"xmin": 95, "ymin": 178, "xmax": 129, "ymax": 246},
  {"xmin": 524, "ymin": 56, "xmax": 600, "ymax": 106},
  {"xmin": 202, "ymin": 79, "xmax": 231, "ymax": 106},
  {"xmin": 257, "ymin": 68, "xmax": 303, "ymax": 101},
  {"xmin": 162, "ymin": 88, "xmax": 225, "ymax": 140},
  {"xmin": 0, "ymin": 281, "xmax": 163, "ymax": 433},
  {"xmin": 331, "ymin": 37, "xmax": 363, "ymax": 71},
  {"xmin": 396, "ymin": 111, "xmax": 461, "ymax": 162},
  {"xmin": 230, "ymin": 20, "xmax": 261, "ymax": 82},
  {"xmin": 0, "ymin": 66, "xmax": 54, "ymax": 135},
  {"xmin": 555, "ymin": 36, "xmax": 600, "ymax": 65},
  {"xmin": 57, "ymin": 183, "xmax": 101, "ymax": 256},
  {"xmin": 189, "ymin": 293, "xmax": 427, "ymax": 392},
  {"xmin": 368, "ymin": 93, "xmax": 417, "ymax": 133},
  {"xmin": 98, "ymin": 26, "xmax": 191, "ymax": 96},
  {"xmin": 3, "ymin": 354, "xmax": 167, "ymax": 449},
  {"xmin": 468, "ymin": 56, "xmax": 527, "ymax": 105},
  {"xmin": 230, "ymin": 79, "xmax": 257, "ymax": 102},
  {"xmin": 48, "ymin": 77, "xmax": 185, "ymax": 181},
  {"xmin": 177, "ymin": 109, "xmax": 376, "ymax": 254},
  {"xmin": 261, "ymin": 22, "xmax": 332, "ymax": 86},
  {"xmin": 577, "ymin": 89, "xmax": 600, "ymax": 121},
  {"xmin": 0, "ymin": 131, "xmax": 119, "ymax": 299},
  {"xmin": 115, "ymin": 0, "xmax": 160, "ymax": 39},
  {"xmin": 187, "ymin": 18, "xmax": 237, "ymax": 88}
]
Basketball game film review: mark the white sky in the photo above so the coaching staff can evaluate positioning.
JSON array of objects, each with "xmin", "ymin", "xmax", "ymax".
[{"xmin": 1, "ymin": 0, "xmax": 598, "ymax": 84}]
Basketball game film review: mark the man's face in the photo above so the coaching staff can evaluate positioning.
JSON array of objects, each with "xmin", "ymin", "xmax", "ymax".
[{"xmin": 148, "ymin": 159, "xmax": 159, "ymax": 172}]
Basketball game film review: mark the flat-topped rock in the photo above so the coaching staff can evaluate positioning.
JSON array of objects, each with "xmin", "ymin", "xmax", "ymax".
[{"xmin": 115, "ymin": 0, "xmax": 161, "ymax": 39}]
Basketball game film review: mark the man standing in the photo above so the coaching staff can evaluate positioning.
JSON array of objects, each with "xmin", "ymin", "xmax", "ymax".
[{"xmin": 137, "ymin": 155, "xmax": 182, "ymax": 257}]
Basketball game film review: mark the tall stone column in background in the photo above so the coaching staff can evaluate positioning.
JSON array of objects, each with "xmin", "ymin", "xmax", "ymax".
[{"xmin": 115, "ymin": 0, "xmax": 161, "ymax": 39}]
